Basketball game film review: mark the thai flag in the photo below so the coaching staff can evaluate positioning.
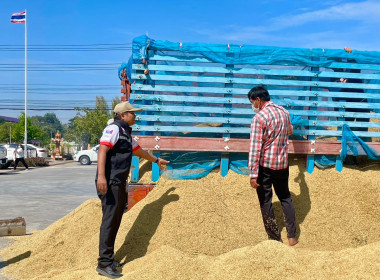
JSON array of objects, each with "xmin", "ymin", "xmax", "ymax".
[{"xmin": 11, "ymin": 11, "xmax": 26, "ymax": 23}]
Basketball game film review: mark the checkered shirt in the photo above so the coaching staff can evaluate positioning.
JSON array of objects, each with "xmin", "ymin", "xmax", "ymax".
[{"xmin": 248, "ymin": 101, "xmax": 293, "ymax": 179}]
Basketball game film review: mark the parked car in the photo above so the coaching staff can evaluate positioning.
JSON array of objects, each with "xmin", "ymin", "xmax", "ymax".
[
  {"xmin": 0, "ymin": 145, "xmax": 7, "ymax": 168},
  {"xmin": 73, "ymin": 145, "xmax": 99, "ymax": 165},
  {"xmin": 27, "ymin": 144, "xmax": 48, "ymax": 158},
  {"xmin": 0, "ymin": 144, "xmax": 38, "ymax": 162},
  {"xmin": 1, "ymin": 143, "xmax": 18, "ymax": 162}
]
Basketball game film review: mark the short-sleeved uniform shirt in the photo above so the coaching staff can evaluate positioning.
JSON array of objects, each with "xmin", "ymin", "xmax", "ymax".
[
  {"xmin": 100, "ymin": 123, "xmax": 140, "ymax": 152},
  {"xmin": 96, "ymin": 120, "xmax": 141, "ymax": 185}
]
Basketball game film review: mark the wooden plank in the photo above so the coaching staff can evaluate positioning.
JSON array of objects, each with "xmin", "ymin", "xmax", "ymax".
[
  {"xmin": 135, "ymin": 115, "xmax": 380, "ymax": 129},
  {"xmin": 318, "ymin": 71, "xmax": 380, "ymax": 80},
  {"xmin": 132, "ymin": 84, "xmax": 380, "ymax": 99},
  {"xmin": 132, "ymin": 73, "xmax": 380, "ymax": 90},
  {"xmin": 134, "ymin": 136, "xmax": 380, "ymax": 154},
  {"xmin": 132, "ymin": 104, "xmax": 380, "ymax": 118},
  {"xmin": 134, "ymin": 64, "xmax": 380, "ymax": 81},
  {"xmin": 133, "ymin": 125, "xmax": 380, "ymax": 137},
  {"xmin": 148, "ymin": 54, "xmax": 380, "ymax": 71},
  {"xmin": 131, "ymin": 93, "xmax": 380, "ymax": 110},
  {"xmin": 0, "ymin": 217, "xmax": 26, "ymax": 236},
  {"xmin": 150, "ymin": 53, "xmax": 213, "ymax": 63},
  {"xmin": 135, "ymin": 64, "xmax": 316, "ymax": 77},
  {"xmin": 329, "ymin": 62, "xmax": 380, "ymax": 71}
]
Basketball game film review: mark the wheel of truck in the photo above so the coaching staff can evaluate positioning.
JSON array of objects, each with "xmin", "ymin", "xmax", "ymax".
[
  {"xmin": 1, "ymin": 161, "xmax": 12, "ymax": 169},
  {"xmin": 79, "ymin": 156, "xmax": 91, "ymax": 165}
]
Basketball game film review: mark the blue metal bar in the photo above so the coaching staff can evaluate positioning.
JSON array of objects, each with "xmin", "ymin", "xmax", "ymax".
[
  {"xmin": 306, "ymin": 155, "xmax": 315, "ymax": 174},
  {"xmin": 306, "ymin": 62, "xmax": 319, "ymax": 174},
  {"xmin": 336, "ymin": 102, "xmax": 345, "ymax": 172},
  {"xmin": 152, "ymin": 152, "xmax": 160, "ymax": 182},
  {"xmin": 130, "ymin": 61, "xmax": 147, "ymax": 182},
  {"xmin": 221, "ymin": 63, "xmax": 233, "ymax": 177},
  {"xmin": 131, "ymin": 155, "xmax": 140, "ymax": 183},
  {"xmin": 336, "ymin": 155, "xmax": 343, "ymax": 172},
  {"xmin": 150, "ymin": 56, "xmax": 161, "ymax": 182}
]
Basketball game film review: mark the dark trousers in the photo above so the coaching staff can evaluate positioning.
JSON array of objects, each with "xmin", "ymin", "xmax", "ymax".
[
  {"xmin": 256, "ymin": 165, "xmax": 296, "ymax": 240},
  {"xmin": 14, "ymin": 158, "xmax": 28, "ymax": 169},
  {"xmin": 97, "ymin": 183, "xmax": 127, "ymax": 267}
]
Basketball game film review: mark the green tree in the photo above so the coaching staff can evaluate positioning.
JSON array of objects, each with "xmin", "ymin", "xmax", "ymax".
[
  {"xmin": 65, "ymin": 96, "xmax": 112, "ymax": 145},
  {"xmin": 0, "ymin": 122, "xmax": 15, "ymax": 143},
  {"xmin": 11, "ymin": 113, "xmax": 44, "ymax": 143},
  {"xmin": 30, "ymin": 113, "xmax": 65, "ymax": 145},
  {"xmin": 112, "ymin": 97, "xmax": 120, "ymax": 110}
]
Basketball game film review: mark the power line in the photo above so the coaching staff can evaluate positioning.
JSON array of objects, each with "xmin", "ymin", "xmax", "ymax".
[
  {"xmin": 0, "ymin": 63, "xmax": 120, "ymax": 65},
  {"xmin": 0, "ymin": 63, "xmax": 123, "ymax": 71},
  {"xmin": 0, "ymin": 69, "xmax": 117, "ymax": 72},
  {"xmin": 0, "ymin": 83, "xmax": 120, "ymax": 86},
  {"xmin": 0, "ymin": 43, "xmax": 132, "ymax": 46},
  {"xmin": 0, "ymin": 87, "xmax": 119, "ymax": 90},
  {"xmin": 0, "ymin": 43, "xmax": 132, "ymax": 52},
  {"xmin": 0, "ymin": 47, "xmax": 132, "ymax": 52},
  {"xmin": 0, "ymin": 108, "xmax": 111, "ymax": 111}
]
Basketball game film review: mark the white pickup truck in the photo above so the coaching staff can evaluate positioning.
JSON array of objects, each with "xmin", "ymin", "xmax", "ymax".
[
  {"xmin": 73, "ymin": 145, "xmax": 99, "ymax": 165},
  {"xmin": 0, "ymin": 145, "xmax": 7, "ymax": 168}
]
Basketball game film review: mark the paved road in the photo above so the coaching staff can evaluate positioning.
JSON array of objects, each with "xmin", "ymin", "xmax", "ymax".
[
  {"xmin": 0, "ymin": 161, "xmax": 98, "ymax": 232},
  {"xmin": 0, "ymin": 161, "xmax": 98, "ymax": 278}
]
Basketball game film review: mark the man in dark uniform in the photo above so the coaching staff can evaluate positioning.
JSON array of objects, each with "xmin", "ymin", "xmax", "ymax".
[{"xmin": 96, "ymin": 101, "xmax": 169, "ymax": 279}]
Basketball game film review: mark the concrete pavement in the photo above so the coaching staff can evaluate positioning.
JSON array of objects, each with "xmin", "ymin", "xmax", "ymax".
[{"xmin": 0, "ymin": 161, "xmax": 99, "ymax": 279}]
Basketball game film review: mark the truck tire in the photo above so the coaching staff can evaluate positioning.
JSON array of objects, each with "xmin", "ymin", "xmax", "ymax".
[
  {"xmin": 1, "ymin": 161, "xmax": 12, "ymax": 169},
  {"xmin": 79, "ymin": 156, "xmax": 91, "ymax": 165}
]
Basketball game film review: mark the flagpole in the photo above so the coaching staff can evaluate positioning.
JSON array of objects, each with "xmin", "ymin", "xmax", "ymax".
[{"xmin": 24, "ymin": 10, "xmax": 28, "ymax": 157}]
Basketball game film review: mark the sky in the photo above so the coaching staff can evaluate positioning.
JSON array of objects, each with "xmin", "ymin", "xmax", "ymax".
[{"xmin": 1, "ymin": 0, "xmax": 380, "ymax": 123}]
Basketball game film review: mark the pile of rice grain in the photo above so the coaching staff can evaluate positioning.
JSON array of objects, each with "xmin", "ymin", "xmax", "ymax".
[{"xmin": 1, "ymin": 156, "xmax": 379, "ymax": 279}]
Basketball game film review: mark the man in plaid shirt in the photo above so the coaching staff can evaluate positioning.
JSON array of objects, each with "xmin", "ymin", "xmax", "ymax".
[{"xmin": 248, "ymin": 85, "xmax": 298, "ymax": 246}]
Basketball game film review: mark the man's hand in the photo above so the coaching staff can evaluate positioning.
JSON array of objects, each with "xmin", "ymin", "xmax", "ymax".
[
  {"xmin": 157, "ymin": 158, "xmax": 170, "ymax": 170},
  {"xmin": 250, "ymin": 178, "xmax": 260, "ymax": 189},
  {"xmin": 97, "ymin": 176, "xmax": 108, "ymax": 194},
  {"xmin": 339, "ymin": 78, "xmax": 348, "ymax": 83},
  {"xmin": 344, "ymin": 47, "xmax": 352, "ymax": 53},
  {"xmin": 133, "ymin": 147, "xmax": 170, "ymax": 171}
]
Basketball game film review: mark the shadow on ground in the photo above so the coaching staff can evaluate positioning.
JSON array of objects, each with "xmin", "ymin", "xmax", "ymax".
[
  {"xmin": 0, "ymin": 251, "xmax": 31, "ymax": 269},
  {"xmin": 115, "ymin": 187, "xmax": 179, "ymax": 264}
]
